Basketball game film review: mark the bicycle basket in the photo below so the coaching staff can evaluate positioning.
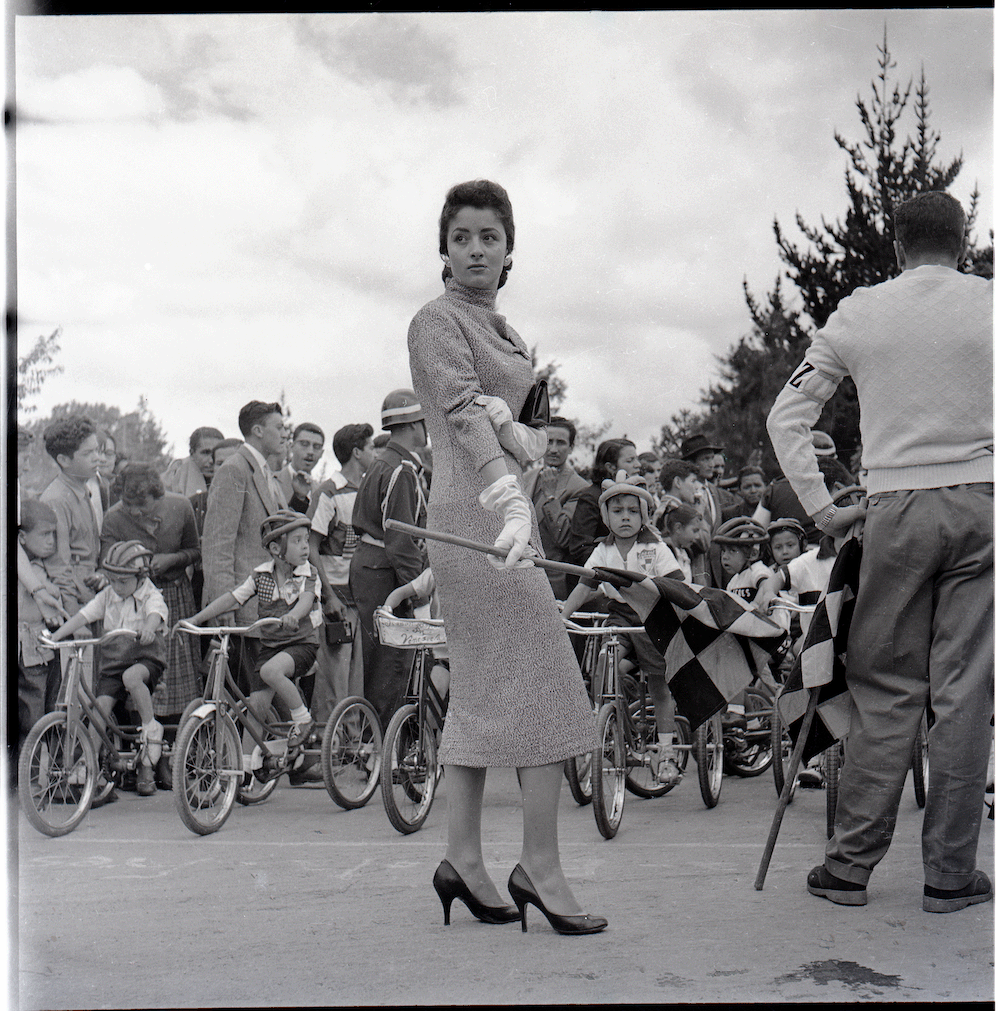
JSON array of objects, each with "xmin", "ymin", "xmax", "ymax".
[{"xmin": 374, "ymin": 609, "xmax": 447, "ymax": 648}]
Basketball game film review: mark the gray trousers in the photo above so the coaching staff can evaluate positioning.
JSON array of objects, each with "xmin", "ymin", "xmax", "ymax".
[{"xmin": 827, "ymin": 485, "xmax": 993, "ymax": 889}]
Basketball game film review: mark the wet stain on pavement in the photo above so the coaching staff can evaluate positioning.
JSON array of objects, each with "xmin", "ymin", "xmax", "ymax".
[
  {"xmin": 656, "ymin": 972, "xmax": 690, "ymax": 988},
  {"xmin": 709, "ymin": 969, "xmax": 749, "ymax": 977},
  {"xmin": 774, "ymin": 959, "xmax": 905, "ymax": 994}
]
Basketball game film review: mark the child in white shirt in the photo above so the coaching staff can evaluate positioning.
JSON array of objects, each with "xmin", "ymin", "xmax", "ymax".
[{"xmin": 562, "ymin": 471, "xmax": 684, "ymax": 786}]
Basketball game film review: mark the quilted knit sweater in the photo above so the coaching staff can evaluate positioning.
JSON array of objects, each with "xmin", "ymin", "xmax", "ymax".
[{"xmin": 768, "ymin": 264, "xmax": 993, "ymax": 515}]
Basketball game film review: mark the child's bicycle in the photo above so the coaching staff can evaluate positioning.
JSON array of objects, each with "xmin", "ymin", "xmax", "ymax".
[
  {"xmin": 374, "ymin": 607, "xmax": 448, "ymax": 835},
  {"xmin": 21, "ymin": 629, "xmax": 169, "ymax": 837},
  {"xmin": 172, "ymin": 619, "xmax": 382, "ymax": 835},
  {"xmin": 562, "ymin": 611, "xmax": 605, "ymax": 806},
  {"xmin": 564, "ymin": 617, "xmax": 694, "ymax": 839}
]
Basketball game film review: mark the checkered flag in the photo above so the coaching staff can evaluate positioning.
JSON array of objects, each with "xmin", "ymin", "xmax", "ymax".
[
  {"xmin": 593, "ymin": 567, "xmax": 787, "ymax": 731},
  {"xmin": 775, "ymin": 535, "xmax": 862, "ymax": 761}
]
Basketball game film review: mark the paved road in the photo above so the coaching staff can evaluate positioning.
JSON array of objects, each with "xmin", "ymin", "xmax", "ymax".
[{"xmin": 12, "ymin": 760, "xmax": 994, "ymax": 1008}]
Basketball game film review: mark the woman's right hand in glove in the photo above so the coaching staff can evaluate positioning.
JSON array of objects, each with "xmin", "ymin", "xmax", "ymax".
[{"xmin": 479, "ymin": 474, "xmax": 534, "ymax": 569}]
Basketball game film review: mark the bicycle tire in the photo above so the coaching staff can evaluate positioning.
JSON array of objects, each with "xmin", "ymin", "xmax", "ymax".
[
  {"xmin": 673, "ymin": 716, "xmax": 691, "ymax": 774},
  {"xmin": 321, "ymin": 696, "xmax": 382, "ymax": 810},
  {"xmin": 381, "ymin": 703, "xmax": 438, "ymax": 834},
  {"xmin": 694, "ymin": 712, "xmax": 724, "ymax": 808},
  {"xmin": 19, "ymin": 712, "xmax": 97, "ymax": 837},
  {"xmin": 726, "ymin": 688, "xmax": 773, "ymax": 778},
  {"xmin": 565, "ymin": 752, "xmax": 594, "ymax": 806},
  {"xmin": 592, "ymin": 702, "xmax": 626, "ymax": 839},
  {"xmin": 824, "ymin": 743, "xmax": 843, "ymax": 838},
  {"xmin": 912, "ymin": 715, "xmax": 928, "ymax": 809},
  {"xmin": 770, "ymin": 704, "xmax": 798, "ymax": 801},
  {"xmin": 173, "ymin": 708, "xmax": 242, "ymax": 836}
]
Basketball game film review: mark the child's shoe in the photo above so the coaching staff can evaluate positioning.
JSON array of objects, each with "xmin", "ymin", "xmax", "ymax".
[
  {"xmin": 287, "ymin": 717, "xmax": 315, "ymax": 749},
  {"xmin": 136, "ymin": 763, "xmax": 157, "ymax": 796},
  {"xmin": 141, "ymin": 719, "xmax": 165, "ymax": 766}
]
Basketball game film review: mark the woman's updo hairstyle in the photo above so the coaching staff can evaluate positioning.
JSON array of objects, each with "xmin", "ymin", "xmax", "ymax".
[{"xmin": 438, "ymin": 179, "xmax": 515, "ymax": 288}]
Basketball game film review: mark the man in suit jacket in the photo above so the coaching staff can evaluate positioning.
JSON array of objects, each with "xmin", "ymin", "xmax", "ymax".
[
  {"xmin": 275, "ymin": 421, "xmax": 325, "ymax": 514},
  {"xmin": 524, "ymin": 416, "xmax": 589, "ymax": 600},
  {"xmin": 680, "ymin": 434, "xmax": 740, "ymax": 588},
  {"xmin": 201, "ymin": 401, "xmax": 288, "ymax": 686}
]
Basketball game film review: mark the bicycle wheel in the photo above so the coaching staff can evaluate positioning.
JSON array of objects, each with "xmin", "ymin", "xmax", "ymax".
[
  {"xmin": 824, "ymin": 743, "xmax": 844, "ymax": 838},
  {"xmin": 673, "ymin": 716, "xmax": 691, "ymax": 774},
  {"xmin": 694, "ymin": 712, "xmax": 724, "ymax": 808},
  {"xmin": 19, "ymin": 712, "xmax": 97, "ymax": 837},
  {"xmin": 381, "ymin": 703, "xmax": 438, "ymax": 834},
  {"xmin": 726, "ymin": 689, "xmax": 773, "ymax": 778},
  {"xmin": 592, "ymin": 702, "xmax": 626, "ymax": 839},
  {"xmin": 173, "ymin": 708, "xmax": 242, "ymax": 836},
  {"xmin": 912, "ymin": 715, "xmax": 928, "ymax": 809},
  {"xmin": 770, "ymin": 704, "xmax": 798, "ymax": 801},
  {"xmin": 565, "ymin": 752, "xmax": 593, "ymax": 806},
  {"xmin": 321, "ymin": 696, "xmax": 382, "ymax": 810},
  {"xmin": 624, "ymin": 697, "xmax": 673, "ymax": 799}
]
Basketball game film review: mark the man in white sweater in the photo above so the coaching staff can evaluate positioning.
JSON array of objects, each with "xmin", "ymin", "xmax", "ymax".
[{"xmin": 767, "ymin": 191, "xmax": 993, "ymax": 914}]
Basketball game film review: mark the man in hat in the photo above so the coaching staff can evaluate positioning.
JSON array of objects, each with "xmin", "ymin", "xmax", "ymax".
[
  {"xmin": 680, "ymin": 433, "xmax": 739, "ymax": 587},
  {"xmin": 349, "ymin": 390, "xmax": 429, "ymax": 730}
]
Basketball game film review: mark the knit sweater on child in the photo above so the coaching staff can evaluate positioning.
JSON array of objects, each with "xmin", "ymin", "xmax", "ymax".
[{"xmin": 767, "ymin": 264, "xmax": 992, "ymax": 514}]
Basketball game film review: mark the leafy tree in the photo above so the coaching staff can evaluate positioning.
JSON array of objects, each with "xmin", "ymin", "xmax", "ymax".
[
  {"xmin": 661, "ymin": 31, "xmax": 991, "ymax": 478},
  {"xmin": 16, "ymin": 328, "xmax": 63, "ymax": 418}
]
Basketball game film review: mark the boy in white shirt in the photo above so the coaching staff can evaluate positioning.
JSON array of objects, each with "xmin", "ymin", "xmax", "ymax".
[
  {"xmin": 562, "ymin": 471, "xmax": 685, "ymax": 786},
  {"xmin": 49, "ymin": 540, "xmax": 168, "ymax": 796}
]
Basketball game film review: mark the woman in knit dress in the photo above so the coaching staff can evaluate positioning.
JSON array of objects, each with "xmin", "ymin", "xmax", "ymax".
[{"xmin": 407, "ymin": 180, "xmax": 604, "ymax": 935}]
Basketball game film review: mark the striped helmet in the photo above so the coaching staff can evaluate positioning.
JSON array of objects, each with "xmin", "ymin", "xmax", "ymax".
[
  {"xmin": 260, "ymin": 509, "xmax": 312, "ymax": 549},
  {"xmin": 102, "ymin": 539, "xmax": 153, "ymax": 575},
  {"xmin": 712, "ymin": 517, "xmax": 768, "ymax": 546}
]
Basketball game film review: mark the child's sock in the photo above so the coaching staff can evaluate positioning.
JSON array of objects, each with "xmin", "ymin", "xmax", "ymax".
[
  {"xmin": 142, "ymin": 718, "xmax": 164, "ymax": 765},
  {"xmin": 289, "ymin": 705, "xmax": 311, "ymax": 725}
]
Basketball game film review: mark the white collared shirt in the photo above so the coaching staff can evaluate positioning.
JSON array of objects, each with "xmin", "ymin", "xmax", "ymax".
[{"xmin": 76, "ymin": 577, "xmax": 169, "ymax": 632}]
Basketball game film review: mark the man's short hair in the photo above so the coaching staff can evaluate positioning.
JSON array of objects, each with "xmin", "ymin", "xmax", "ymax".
[
  {"xmin": 237, "ymin": 401, "xmax": 282, "ymax": 438},
  {"xmin": 19, "ymin": 497, "xmax": 58, "ymax": 534},
  {"xmin": 818, "ymin": 455, "xmax": 854, "ymax": 492},
  {"xmin": 189, "ymin": 426, "xmax": 224, "ymax": 455},
  {"xmin": 894, "ymin": 191, "xmax": 966, "ymax": 259},
  {"xmin": 373, "ymin": 433, "xmax": 390, "ymax": 449},
  {"xmin": 546, "ymin": 416, "xmax": 577, "ymax": 447},
  {"xmin": 43, "ymin": 415, "xmax": 95, "ymax": 463},
  {"xmin": 292, "ymin": 422, "xmax": 325, "ymax": 444},
  {"xmin": 658, "ymin": 457, "xmax": 698, "ymax": 491},
  {"xmin": 212, "ymin": 437, "xmax": 243, "ymax": 460},
  {"xmin": 332, "ymin": 423, "xmax": 374, "ymax": 465},
  {"xmin": 738, "ymin": 464, "xmax": 765, "ymax": 484}
]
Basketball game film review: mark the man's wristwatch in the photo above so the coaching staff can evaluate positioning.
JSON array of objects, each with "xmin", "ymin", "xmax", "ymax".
[{"xmin": 813, "ymin": 503, "xmax": 839, "ymax": 532}]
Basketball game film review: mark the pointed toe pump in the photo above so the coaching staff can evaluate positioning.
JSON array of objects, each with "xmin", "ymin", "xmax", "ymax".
[
  {"xmin": 507, "ymin": 864, "xmax": 608, "ymax": 935},
  {"xmin": 433, "ymin": 860, "xmax": 521, "ymax": 925}
]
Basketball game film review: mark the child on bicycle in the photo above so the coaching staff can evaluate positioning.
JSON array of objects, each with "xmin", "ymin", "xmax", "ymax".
[
  {"xmin": 184, "ymin": 510, "xmax": 321, "ymax": 778},
  {"xmin": 561, "ymin": 470, "xmax": 685, "ymax": 787},
  {"xmin": 383, "ymin": 567, "xmax": 450, "ymax": 732},
  {"xmin": 712, "ymin": 517, "xmax": 774, "ymax": 736},
  {"xmin": 656, "ymin": 501, "xmax": 705, "ymax": 582},
  {"xmin": 48, "ymin": 540, "xmax": 168, "ymax": 796}
]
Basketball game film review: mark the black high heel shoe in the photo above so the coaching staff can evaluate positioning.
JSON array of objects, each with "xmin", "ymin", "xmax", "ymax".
[
  {"xmin": 433, "ymin": 860, "xmax": 521, "ymax": 925},
  {"xmin": 507, "ymin": 863, "xmax": 608, "ymax": 935}
]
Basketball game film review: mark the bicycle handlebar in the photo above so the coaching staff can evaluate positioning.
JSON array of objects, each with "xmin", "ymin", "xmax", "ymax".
[
  {"xmin": 174, "ymin": 617, "xmax": 282, "ymax": 637},
  {"xmin": 37, "ymin": 628, "xmax": 138, "ymax": 650},
  {"xmin": 563, "ymin": 618, "xmax": 646, "ymax": 636}
]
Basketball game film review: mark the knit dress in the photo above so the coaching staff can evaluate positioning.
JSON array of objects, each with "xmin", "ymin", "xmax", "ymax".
[{"xmin": 408, "ymin": 278, "xmax": 596, "ymax": 767}]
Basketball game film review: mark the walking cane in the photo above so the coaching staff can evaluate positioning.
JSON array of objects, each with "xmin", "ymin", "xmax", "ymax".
[
  {"xmin": 754, "ymin": 684, "xmax": 820, "ymax": 890},
  {"xmin": 384, "ymin": 518, "xmax": 600, "ymax": 582}
]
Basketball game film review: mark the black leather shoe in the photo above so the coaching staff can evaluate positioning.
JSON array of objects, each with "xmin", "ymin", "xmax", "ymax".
[
  {"xmin": 507, "ymin": 863, "xmax": 607, "ymax": 935},
  {"xmin": 155, "ymin": 755, "xmax": 172, "ymax": 791},
  {"xmin": 432, "ymin": 860, "xmax": 520, "ymax": 925},
  {"xmin": 289, "ymin": 763, "xmax": 325, "ymax": 786},
  {"xmin": 806, "ymin": 865, "xmax": 867, "ymax": 906},
  {"xmin": 923, "ymin": 870, "xmax": 993, "ymax": 913}
]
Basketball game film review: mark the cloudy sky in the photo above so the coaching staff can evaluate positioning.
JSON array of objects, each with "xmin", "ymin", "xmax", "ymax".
[{"xmin": 12, "ymin": 9, "xmax": 993, "ymax": 471}]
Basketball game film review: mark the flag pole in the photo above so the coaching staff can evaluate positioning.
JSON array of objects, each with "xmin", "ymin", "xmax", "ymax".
[
  {"xmin": 384, "ymin": 518, "xmax": 600, "ymax": 581},
  {"xmin": 754, "ymin": 684, "xmax": 821, "ymax": 891}
]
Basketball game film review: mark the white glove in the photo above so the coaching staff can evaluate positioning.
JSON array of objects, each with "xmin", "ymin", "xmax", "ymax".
[
  {"xmin": 479, "ymin": 474, "xmax": 534, "ymax": 569},
  {"xmin": 475, "ymin": 395, "xmax": 548, "ymax": 468}
]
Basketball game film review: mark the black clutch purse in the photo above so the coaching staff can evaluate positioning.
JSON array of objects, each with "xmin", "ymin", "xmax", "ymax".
[{"xmin": 517, "ymin": 379, "xmax": 550, "ymax": 429}]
